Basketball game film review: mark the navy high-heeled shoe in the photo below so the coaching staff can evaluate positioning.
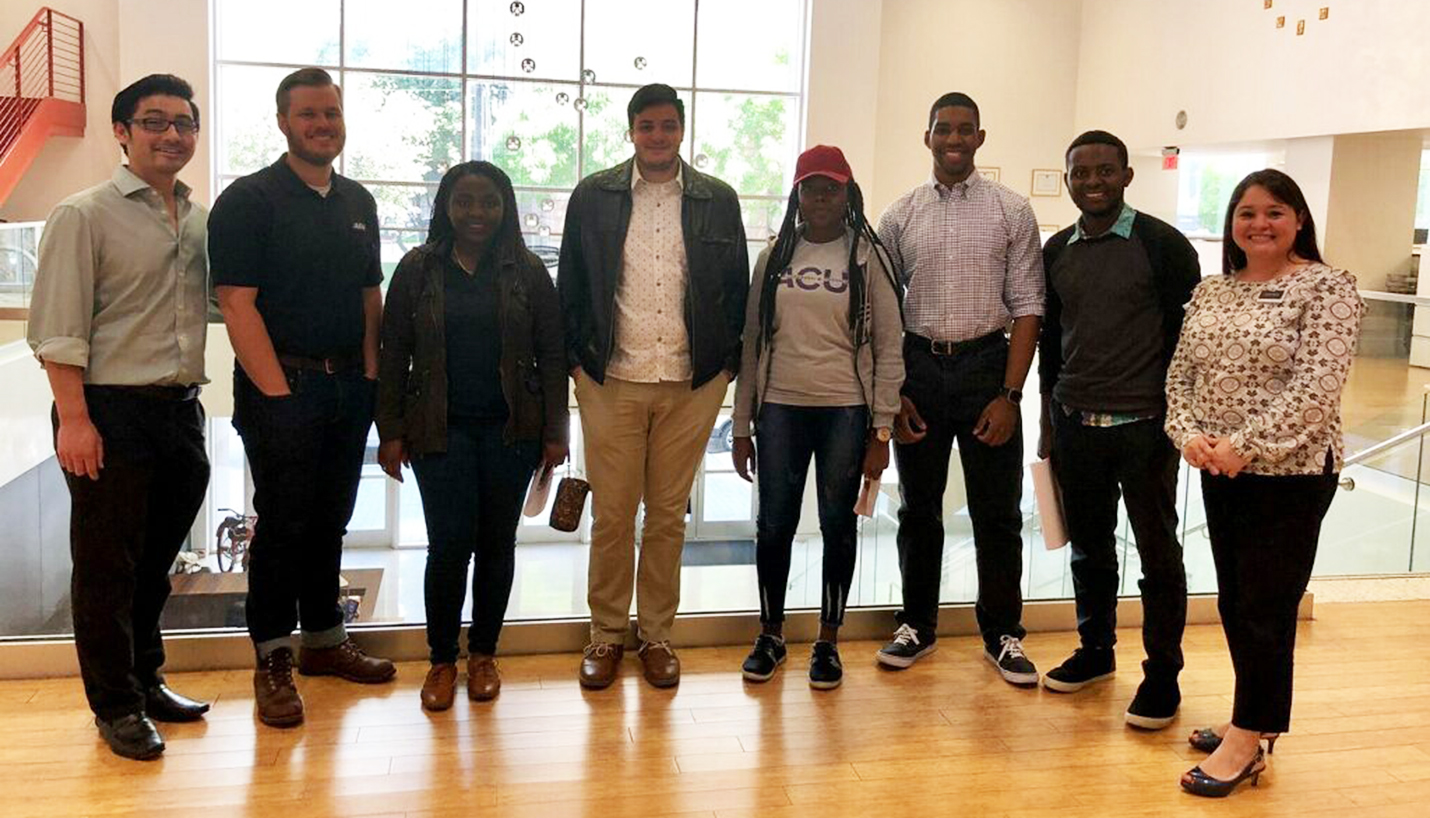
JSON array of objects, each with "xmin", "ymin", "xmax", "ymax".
[
  {"xmin": 1180, "ymin": 748, "xmax": 1266, "ymax": 798},
  {"xmin": 1188, "ymin": 728, "xmax": 1279, "ymax": 755}
]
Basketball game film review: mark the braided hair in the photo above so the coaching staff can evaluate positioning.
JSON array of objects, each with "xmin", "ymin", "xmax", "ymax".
[{"xmin": 756, "ymin": 179, "xmax": 900, "ymax": 359}]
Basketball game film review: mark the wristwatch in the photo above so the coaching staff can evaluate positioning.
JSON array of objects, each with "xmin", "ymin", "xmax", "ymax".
[
  {"xmin": 872, "ymin": 426, "xmax": 892, "ymax": 443},
  {"xmin": 1000, "ymin": 386, "xmax": 1023, "ymax": 405}
]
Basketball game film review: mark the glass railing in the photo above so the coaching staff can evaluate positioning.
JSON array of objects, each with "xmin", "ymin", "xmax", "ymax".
[
  {"xmin": 0, "ymin": 221, "xmax": 42, "ymax": 317},
  {"xmin": 5, "ymin": 292, "xmax": 1430, "ymax": 640}
]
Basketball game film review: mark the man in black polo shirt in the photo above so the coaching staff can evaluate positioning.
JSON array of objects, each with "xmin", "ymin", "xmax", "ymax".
[
  {"xmin": 1037, "ymin": 130, "xmax": 1200, "ymax": 729},
  {"xmin": 209, "ymin": 67, "xmax": 395, "ymax": 728}
]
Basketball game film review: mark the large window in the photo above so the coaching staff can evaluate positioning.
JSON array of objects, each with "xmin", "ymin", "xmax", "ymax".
[{"xmin": 213, "ymin": 0, "xmax": 808, "ymax": 275}]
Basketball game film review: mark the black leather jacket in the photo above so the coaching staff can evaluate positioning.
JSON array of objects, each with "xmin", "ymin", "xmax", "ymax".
[{"xmin": 557, "ymin": 157, "xmax": 749, "ymax": 388}]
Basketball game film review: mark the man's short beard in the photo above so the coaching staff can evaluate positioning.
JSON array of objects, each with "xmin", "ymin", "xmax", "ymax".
[{"xmin": 287, "ymin": 136, "xmax": 341, "ymax": 167}]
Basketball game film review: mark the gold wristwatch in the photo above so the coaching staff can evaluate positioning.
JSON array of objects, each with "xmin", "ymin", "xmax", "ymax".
[{"xmin": 872, "ymin": 426, "xmax": 892, "ymax": 443}]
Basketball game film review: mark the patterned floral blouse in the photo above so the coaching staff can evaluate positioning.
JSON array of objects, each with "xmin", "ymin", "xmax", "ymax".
[{"xmin": 1165, "ymin": 262, "xmax": 1364, "ymax": 476}]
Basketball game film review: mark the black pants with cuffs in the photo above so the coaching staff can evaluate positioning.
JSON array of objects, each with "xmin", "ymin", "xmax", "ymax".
[
  {"xmin": 893, "ymin": 334, "xmax": 1026, "ymax": 651},
  {"xmin": 56, "ymin": 386, "xmax": 209, "ymax": 721},
  {"xmin": 1200, "ymin": 458, "xmax": 1337, "ymax": 734}
]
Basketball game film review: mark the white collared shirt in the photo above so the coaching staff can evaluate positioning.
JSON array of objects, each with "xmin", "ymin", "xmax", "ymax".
[{"xmin": 607, "ymin": 161, "xmax": 692, "ymax": 382}]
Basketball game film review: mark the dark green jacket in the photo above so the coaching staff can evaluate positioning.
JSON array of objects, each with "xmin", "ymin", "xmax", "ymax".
[
  {"xmin": 375, "ymin": 240, "xmax": 569, "ymax": 456},
  {"xmin": 556, "ymin": 157, "xmax": 749, "ymax": 388}
]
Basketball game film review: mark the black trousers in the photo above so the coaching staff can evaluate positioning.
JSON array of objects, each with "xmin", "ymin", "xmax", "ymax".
[
  {"xmin": 894, "ymin": 339, "xmax": 1025, "ymax": 650},
  {"xmin": 1201, "ymin": 464, "xmax": 1337, "ymax": 734},
  {"xmin": 232, "ymin": 366, "xmax": 375, "ymax": 648},
  {"xmin": 1051, "ymin": 407, "xmax": 1186, "ymax": 681},
  {"xmin": 753, "ymin": 403, "xmax": 868, "ymax": 628},
  {"xmin": 410, "ymin": 419, "xmax": 539, "ymax": 662},
  {"xmin": 55, "ymin": 387, "xmax": 209, "ymax": 720}
]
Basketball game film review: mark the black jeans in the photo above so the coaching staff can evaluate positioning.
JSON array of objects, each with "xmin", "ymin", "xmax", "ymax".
[
  {"xmin": 753, "ymin": 403, "xmax": 868, "ymax": 628},
  {"xmin": 55, "ymin": 387, "xmax": 209, "ymax": 720},
  {"xmin": 1202, "ymin": 465, "xmax": 1337, "ymax": 734},
  {"xmin": 232, "ymin": 366, "xmax": 375, "ymax": 649},
  {"xmin": 1051, "ymin": 407, "xmax": 1186, "ymax": 681},
  {"xmin": 411, "ymin": 419, "xmax": 540, "ymax": 662},
  {"xmin": 894, "ymin": 339, "xmax": 1025, "ymax": 649}
]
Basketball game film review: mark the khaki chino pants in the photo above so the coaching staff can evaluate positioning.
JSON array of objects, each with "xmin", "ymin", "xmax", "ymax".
[{"xmin": 575, "ymin": 373, "xmax": 728, "ymax": 644}]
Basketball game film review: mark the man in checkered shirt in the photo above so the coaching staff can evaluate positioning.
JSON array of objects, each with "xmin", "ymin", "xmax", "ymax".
[{"xmin": 873, "ymin": 92, "xmax": 1045, "ymax": 686}]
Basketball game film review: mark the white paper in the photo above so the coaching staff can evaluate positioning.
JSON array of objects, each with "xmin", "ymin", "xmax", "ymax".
[
  {"xmin": 854, "ymin": 476, "xmax": 881, "ymax": 518},
  {"xmin": 1030, "ymin": 458, "xmax": 1069, "ymax": 550},
  {"xmin": 522, "ymin": 464, "xmax": 555, "ymax": 518}
]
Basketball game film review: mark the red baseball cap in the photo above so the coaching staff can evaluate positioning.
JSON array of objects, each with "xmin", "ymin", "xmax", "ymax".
[{"xmin": 792, "ymin": 144, "xmax": 852, "ymax": 186}]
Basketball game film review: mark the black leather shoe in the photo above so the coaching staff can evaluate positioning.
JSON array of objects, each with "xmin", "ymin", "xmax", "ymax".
[
  {"xmin": 1180, "ymin": 748, "xmax": 1265, "ymax": 798},
  {"xmin": 95, "ymin": 713, "xmax": 165, "ymax": 760},
  {"xmin": 144, "ymin": 683, "xmax": 210, "ymax": 722}
]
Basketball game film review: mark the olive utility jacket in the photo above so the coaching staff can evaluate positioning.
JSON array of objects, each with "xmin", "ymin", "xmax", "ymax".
[{"xmin": 376, "ymin": 240, "xmax": 569, "ymax": 456}]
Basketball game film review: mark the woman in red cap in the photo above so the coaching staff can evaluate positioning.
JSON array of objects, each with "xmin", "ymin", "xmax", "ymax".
[{"xmin": 731, "ymin": 145, "xmax": 904, "ymax": 688}]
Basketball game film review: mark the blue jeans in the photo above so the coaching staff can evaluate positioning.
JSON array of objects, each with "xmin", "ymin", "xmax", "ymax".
[
  {"xmin": 411, "ymin": 419, "xmax": 539, "ymax": 662},
  {"xmin": 754, "ymin": 403, "xmax": 869, "ymax": 627}
]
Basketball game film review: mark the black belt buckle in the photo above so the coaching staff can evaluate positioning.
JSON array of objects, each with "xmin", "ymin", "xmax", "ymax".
[
  {"xmin": 323, "ymin": 357, "xmax": 338, "ymax": 375},
  {"xmin": 929, "ymin": 338, "xmax": 959, "ymax": 356}
]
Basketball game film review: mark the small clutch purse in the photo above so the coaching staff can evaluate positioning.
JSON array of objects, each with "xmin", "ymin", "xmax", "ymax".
[{"xmin": 549, "ymin": 474, "xmax": 591, "ymax": 532}]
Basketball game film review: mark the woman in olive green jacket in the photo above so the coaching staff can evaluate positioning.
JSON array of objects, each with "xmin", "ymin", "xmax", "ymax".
[{"xmin": 376, "ymin": 162, "xmax": 567, "ymax": 711}]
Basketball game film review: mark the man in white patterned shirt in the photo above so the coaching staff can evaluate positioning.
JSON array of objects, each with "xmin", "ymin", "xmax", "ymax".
[
  {"xmin": 558, "ymin": 84, "xmax": 748, "ymax": 690},
  {"xmin": 874, "ymin": 92, "xmax": 1045, "ymax": 685}
]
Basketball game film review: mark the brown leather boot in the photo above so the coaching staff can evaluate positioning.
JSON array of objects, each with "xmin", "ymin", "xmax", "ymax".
[
  {"xmin": 298, "ymin": 638, "xmax": 397, "ymax": 684},
  {"xmin": 466, "ymin": 653, "xmax": 501, "ymax": 701},
  {"xmin": 578, "ymin": 642, "xmax": 624, "ymax": 689},
  {"xmin": 253, "ymin": 647, "xmax": 304, "ymax": 727},
  {"xmin": 420, "ymin": 663, "xmax": 458, "ymax": 711},
  {"xmin": 638, "ymin": 640, "xmax": 680, "ymax": 688}
]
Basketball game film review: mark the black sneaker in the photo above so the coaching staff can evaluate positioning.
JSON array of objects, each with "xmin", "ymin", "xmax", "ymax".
[
  {"xmin": 875, "ymin": 624, "xmax": 936, "ymax": 669},
  {"xmin": 1125, "ymin": 677, "xmax": 1181, "ymax": 730},
  {"xmin": 985, "ymin": 635, "xmax": 1039, "ymax": 685},
  {"xmin": 1042, "ymin": 647, "xmax": 1116, "ymax": 693},
  {"xmin": 741, "ymin": 634, "xmax": 787, "ymax": 682},
  {"xmin": 809, "ymin": 641, "xmax": 843, "ymax": 690}
]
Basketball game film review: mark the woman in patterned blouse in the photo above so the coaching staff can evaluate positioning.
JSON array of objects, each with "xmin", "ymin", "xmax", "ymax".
[{"xmin": 1165, "ymin": 169, "xmax": 1364, "ymax": 797}]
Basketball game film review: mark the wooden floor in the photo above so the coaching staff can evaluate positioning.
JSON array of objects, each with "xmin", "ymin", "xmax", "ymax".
[{"xmin": 3, "ymin": 601, "xmax": 1429, "ymax": 818}]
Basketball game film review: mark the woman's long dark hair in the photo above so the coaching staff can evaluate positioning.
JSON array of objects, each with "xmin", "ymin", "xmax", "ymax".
[
  {"xmin": 755, "ymin": 179, "xmax": 899, "ymax": 357},
  {"xmin": 426, "ymin": 160, "xmax": 528, "ymax": 261},
  {"xmin": 1221, "ymin": 168, "xmax": 1323, "ymax": 274}
]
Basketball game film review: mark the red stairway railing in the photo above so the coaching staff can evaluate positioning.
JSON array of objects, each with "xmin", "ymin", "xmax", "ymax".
[{"xmin": 0, "ymin": 7, "xmax": 85, "ymax": 204}]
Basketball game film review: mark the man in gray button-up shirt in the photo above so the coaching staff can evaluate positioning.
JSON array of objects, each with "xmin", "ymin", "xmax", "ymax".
[{"xmin": 27, "ymin": 74, "xmax": 212, "ymax": 761}]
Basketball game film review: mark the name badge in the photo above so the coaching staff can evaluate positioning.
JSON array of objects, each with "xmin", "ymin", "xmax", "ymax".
[{"xmin": 1257, "ymin": 289, "xmax": 1285, "ymax": 303}]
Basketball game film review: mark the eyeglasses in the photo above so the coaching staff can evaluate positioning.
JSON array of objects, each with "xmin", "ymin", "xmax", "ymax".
[{"xmin": 127, "ymin": 116, "xmax": 200, "ymax": 135}]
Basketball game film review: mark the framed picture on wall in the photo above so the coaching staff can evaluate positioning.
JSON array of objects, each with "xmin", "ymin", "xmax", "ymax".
[
  {"xmin": 1031, "ymin": 169, "xmax": 1062, "ymax": 197},
  {"xmin": 979, "ymin": 167, "xmax": 1001, "ymax": 183}
]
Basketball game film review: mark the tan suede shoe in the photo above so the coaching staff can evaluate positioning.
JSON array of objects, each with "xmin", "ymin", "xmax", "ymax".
[
  {"xmin": 467, "ymin": 654, "xmax": 501, "ymax": 701},
  {"xmin": 578, "ymin": 642, "xmax": 624, "ymax": 689},
  {"xmin": 638, "ymin": 640, "xmax": 680, "ymax": 688},
  {"xmin": 420, "ymin": 663, "xmax": 458, "ymax": 711}
]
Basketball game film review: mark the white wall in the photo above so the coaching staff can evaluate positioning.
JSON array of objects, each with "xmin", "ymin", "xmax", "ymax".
[
  {"xmin": 1076, "ymin": 0, "xmax": 1430, "ymax": 151},
  {"xmin": 805, "ymin": 0, "xmax": 882, "ymax": 191},
  {"xmin": 0, "ymin": 0, "xmax": 121, "ymax": 222},
  {"xmin": 867, "ymin": 0, "xmax": 1083, "ymax": 228},
  {"xmin": 116, "ymin": 0, "xmax": 213, "ymax": 207},
  {"xmin": 1323, "ymin": 130, "xmax": 1422, "ymax": 291}
]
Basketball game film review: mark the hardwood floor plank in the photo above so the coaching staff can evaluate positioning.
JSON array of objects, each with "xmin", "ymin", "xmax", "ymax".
[{"xmin": 2, "ymin": 603, "xmax": 1428, "ymax": 817}]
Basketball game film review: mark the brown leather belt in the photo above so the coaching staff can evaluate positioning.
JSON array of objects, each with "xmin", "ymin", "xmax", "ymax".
[
  {"xmin": 277, "ymin": 352, "xmax": 363, "ymax": 375},
  {"xmin": 906, "ymin": 331, "xmax": 1005, "ymax": 357},
  {"xmin": 89, "ymin": 384, "xmax": 200, "ymax": 401}
]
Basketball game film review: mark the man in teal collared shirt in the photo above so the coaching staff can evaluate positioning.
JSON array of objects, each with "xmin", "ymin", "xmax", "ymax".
[
  {"xmin": 1036, "ymin": 130, "xmax": 1202, "ymax": 730},
  {"xmin": 28, "ymin": 74, "xmax": 212, "ymax": 761}
]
